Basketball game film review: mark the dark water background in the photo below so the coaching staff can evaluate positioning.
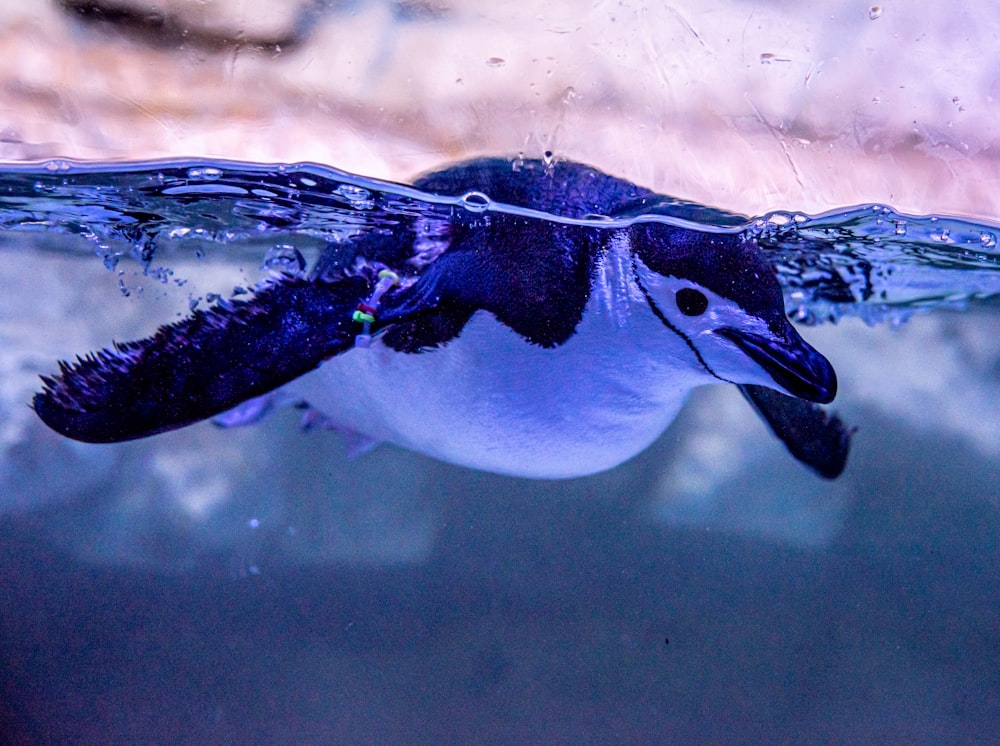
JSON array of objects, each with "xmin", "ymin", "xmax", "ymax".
[{"xmin": 1, "ymin": 161, "xmax": 999, "ymax": 743}]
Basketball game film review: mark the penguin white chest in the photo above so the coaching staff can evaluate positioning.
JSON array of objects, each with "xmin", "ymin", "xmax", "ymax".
[{"xmin": 286, "ymin": 282, "xmax": 714, "ymax": 478}]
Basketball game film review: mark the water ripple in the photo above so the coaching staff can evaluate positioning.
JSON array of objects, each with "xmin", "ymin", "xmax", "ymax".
[{"xmin": 2, "ymin": 158, "xmax": 999, "ymax": 326}]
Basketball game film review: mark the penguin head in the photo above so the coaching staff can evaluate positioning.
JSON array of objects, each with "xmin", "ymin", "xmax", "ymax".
[{"xmin": 628, "ymin": 224, "xmax": 836, "ymax": 403}]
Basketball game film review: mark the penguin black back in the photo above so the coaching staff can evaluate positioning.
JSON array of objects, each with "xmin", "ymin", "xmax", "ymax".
[{"xmin": 371, "ymin": 159, "xmax": 659, "ymax": 351}]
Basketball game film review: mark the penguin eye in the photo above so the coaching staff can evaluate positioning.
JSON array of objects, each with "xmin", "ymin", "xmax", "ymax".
[{"xmin": 676, "ymin": 288, "xmax": 708, "ymax": 316}]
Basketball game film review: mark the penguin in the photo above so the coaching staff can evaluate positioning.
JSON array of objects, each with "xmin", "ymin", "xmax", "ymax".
[{"xmin": 33, "ymin": 158, "xmax": 851, "ymax": 478}]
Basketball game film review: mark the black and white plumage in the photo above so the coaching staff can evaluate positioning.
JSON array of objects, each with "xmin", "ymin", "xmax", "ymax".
[{"xmin": 33, "ymin": 158, "xmax": 850, "ymax": 478}]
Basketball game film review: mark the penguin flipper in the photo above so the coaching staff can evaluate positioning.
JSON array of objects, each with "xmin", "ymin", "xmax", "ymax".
[
  {"xmin": 33, "ymin": 274, "xmax": 388, "ymax": 443},
  {"xmin": 738, "ymin": 384, "xmax": 853, "ymax": 479}
]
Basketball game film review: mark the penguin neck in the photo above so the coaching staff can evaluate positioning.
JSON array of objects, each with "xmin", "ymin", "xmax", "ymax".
[{"xmin": 577, "ymin": 232, "xmax": 717, "ymax": 399}]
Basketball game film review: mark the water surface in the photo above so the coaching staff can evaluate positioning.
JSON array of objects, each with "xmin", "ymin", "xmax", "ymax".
[{"xmin": 4, "ymin": 159, "xmax": 999, "ymax": 322}]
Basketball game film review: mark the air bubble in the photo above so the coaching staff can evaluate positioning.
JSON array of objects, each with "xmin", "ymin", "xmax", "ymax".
[
  {"xmin": 262, "ymin": 244, "xmax": 306, "ymax": 274},
  {"xmin": 146, "ymin": 266, "xmax": 173, "ymax": 284},
  {"xmin": 459, "ymin": 191, "xmax": 491, "ymax": 213},
  {"xmin": 980, "ymin": 232, "xmax": 997, "ymax": 249},
  {"xmin": 333, "ymin": 184, "xmax": 374, "ymax": 209},
  {"xmin": 131, "ymin": 239, "xmax": 156, "ymax": 264},
  {"xmin": 186, "ymin": 167, "xmax": 222, "ymax": 181},
  {"xmin": 932, "ymin": 228, "xmax": 953, "ymax": 244}
]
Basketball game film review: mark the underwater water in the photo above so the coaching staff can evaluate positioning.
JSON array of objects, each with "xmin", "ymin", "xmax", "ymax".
[{"xmin": 0, "ymin": 159, "xmax": 999, "ymax": 743}]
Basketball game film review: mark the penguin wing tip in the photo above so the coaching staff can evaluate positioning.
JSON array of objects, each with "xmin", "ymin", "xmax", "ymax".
[
  {"xmin": 739, "ymin": 383, "xmax": 854, "ymax": 480},
  {"xmin": 812, "ymin": 417, "xmax": 855, "ymax": 480}
]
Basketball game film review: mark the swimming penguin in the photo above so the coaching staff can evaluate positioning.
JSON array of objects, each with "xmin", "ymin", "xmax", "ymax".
[{"xmin": 33, "ymin": 158, "xmax": 851, "ymax": 478}]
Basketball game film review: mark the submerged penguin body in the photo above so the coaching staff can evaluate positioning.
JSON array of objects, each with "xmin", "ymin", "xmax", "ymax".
[
  {"xmin": 33, "ymin": 158, "xmax": 851, "ymax": 478},
  {"xmin": 288, "ymin": 244, "xmax": 704, "ymax": 478}
]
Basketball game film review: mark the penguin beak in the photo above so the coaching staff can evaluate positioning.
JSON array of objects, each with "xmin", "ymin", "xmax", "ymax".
[{"xmin": 716, "ymin": 326, "xmax": 837, "ymax": 404}]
